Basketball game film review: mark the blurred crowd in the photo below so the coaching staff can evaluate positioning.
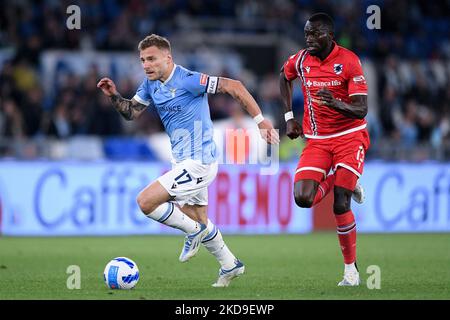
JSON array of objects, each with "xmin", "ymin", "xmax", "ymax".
[
  {"xmin": 1, "ymin": 0, "xmax": 448, "ymax": 59},
  {"xmin": 0, "ymin": 0, "xmax": 449, "ymax": 160},
  {"xmin": 375, "ymin": 56, "xmax": 450, "ymax": 157}
]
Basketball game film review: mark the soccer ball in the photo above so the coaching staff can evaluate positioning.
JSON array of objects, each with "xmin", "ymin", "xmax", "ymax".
[{"xmin": 103, "ymin": 257, "xmax": 140, "ymax": 290}]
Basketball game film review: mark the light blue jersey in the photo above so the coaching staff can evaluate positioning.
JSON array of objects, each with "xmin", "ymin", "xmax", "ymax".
[{"xmin": 133, "ymin": 65, "xmax": 219, "ymax": 164}]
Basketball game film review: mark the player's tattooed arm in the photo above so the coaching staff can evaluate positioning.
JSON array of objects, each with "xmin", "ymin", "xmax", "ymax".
[
  {"xmin": 97, "ymin": 77, "xmax": 148, "ymax": 120},
  {"xmin": 317, "ymin": 88, "xmax": 368, "ymax": 119},
  {"xmin": 110, "ymin": 94, "xmax": 148, "ymax": 121},
  {"xmin": 97, "ymin": 78, "xmax": 146, "ymax": 120}
]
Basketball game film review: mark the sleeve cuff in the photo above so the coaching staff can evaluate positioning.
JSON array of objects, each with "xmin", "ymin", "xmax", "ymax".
[{"xmin": 133, "ymin": 94, "xmax": 151, "ymax": 106}]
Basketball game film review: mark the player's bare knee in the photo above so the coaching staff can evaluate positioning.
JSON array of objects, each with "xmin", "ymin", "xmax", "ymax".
[
  {"xmin": 294, "ymin": 193, "xmax": 314, "ymax": 208},
  {"xmin": 333, "ymin": 187, "xmax": 352, "ymax": 214},
  {"xmin": 333, "ymin": 201, "xmax": 350, "ymax": 214},
  {"xmin": 136, "ymin": 193, "xmax": 156, "ymax": 215},
  {"xmin": 294, "ymin": 180, "xmax": 318, "ymax": 208}
]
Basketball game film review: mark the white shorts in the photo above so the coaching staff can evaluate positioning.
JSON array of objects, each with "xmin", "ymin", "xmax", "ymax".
[{"xmin": 158, "ymin": 159, "xmax": 218, "ymax": 207}]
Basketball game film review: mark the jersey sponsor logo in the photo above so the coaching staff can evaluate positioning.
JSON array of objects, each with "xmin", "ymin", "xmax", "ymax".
[
  {"xmin": 333, "ymin": 64, "xmax": 343, "ymax": 74},
  {"xmin": 306, "ymin": 80, "xmax": 342, "ymax": 87},
  {"xmin": 158, "ymin": 105, "xmax": 182, "ymax": 112},
  {"xmin": 353, "ymin": 75, "xmax": 366, "ymax": 84},
  {"xmin": 200, "ymin": 73, "xmax": 208, "ymax": 85}
]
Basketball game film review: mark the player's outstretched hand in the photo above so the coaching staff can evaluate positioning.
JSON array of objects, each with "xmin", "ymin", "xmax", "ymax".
[
  {"xmin": 97, "ymin": 77, "xmax": 118, "ymax": 97},
  {"xmin": 258, "ymin": 119, "xmax": 280, "ymax": 145},
  {"xmin": 286, "ymin": 119, "xmax": 303, "ymax": 139}
]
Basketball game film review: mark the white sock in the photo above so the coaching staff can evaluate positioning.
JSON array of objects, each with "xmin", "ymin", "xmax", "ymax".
[
  {"xmin": 202, "ymin": 219, "xmax": 236, "ymax": 269},
  {"xmin": 345, "ymin": 263, "xmax": 358, "ymax": 273},
  {"xmin": 145, "ymin": 202, "xmax": 200, "ymax": 234}
]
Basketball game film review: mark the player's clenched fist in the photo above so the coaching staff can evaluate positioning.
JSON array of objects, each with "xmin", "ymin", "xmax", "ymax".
[
  {"xmin": 286, "ymin": 118, "xmax": 303, "ymax": 139},
  {"xmin": 97, "ymin": 77, "xmax": 118, "ymax": 97}
]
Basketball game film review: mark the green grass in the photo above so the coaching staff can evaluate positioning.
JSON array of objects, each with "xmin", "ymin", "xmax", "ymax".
[{"xmin": 0, "ymin": 233, "xmax": 449, "ymax": 299}]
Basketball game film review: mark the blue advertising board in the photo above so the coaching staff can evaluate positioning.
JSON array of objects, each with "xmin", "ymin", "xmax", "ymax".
[
  {"xmin": 354, "ymin": 162, "xmax": 450, "ymax": 232},
  {"xmin": 0, "ymin": 161, "xmax": 312, "ymax": 236}
]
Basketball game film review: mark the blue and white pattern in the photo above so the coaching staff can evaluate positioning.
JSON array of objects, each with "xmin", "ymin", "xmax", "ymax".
[
  {"xmin": 133, "ymin": 64, "xmax": 219, "ymax": 164},
  {"xmin": 104, "ymin": 256, "xmax": 140, "ymax": 289},
  {"xmin": 202, "ymin": 224, "xmax": 218, "ymax": 243},
  {"xmin": 179, "ymin": 223, "xmax": 208, "ymax": 262}
]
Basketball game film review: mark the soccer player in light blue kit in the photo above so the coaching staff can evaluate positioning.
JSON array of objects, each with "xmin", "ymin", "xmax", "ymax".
[{"xmin": 97, "ymin": 34, "xmax": 279, "ymax": 287}]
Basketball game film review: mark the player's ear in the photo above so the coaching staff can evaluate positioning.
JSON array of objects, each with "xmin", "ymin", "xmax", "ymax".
[{"xmin": 166, "ymin": 53, "xmax": 173, "ymax": 64}]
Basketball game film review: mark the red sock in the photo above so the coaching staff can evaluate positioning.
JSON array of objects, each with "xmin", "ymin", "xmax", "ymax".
[
  {"xmin": 334, "ymin": 210, "xmax": 357, "ymax": 264},
  {"xmin": 312, "ymin": 174, "xmax": 335, "ymax": 205}
]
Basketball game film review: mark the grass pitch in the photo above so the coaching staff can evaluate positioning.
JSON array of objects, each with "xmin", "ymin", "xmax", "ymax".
[{"xmin": 0, "ymin": 233, "xmax": 449, "ymax": 300}]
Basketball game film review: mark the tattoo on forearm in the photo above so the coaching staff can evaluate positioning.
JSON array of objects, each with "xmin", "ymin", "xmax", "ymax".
[{"xmin": 110, "ymin": 94, "xmax": 146, "ymax": 120}]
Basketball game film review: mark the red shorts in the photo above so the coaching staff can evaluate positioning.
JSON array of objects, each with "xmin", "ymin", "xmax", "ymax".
[{"xmin": 294, "ymin": 129, "xmax": 370, "ymax": 190}]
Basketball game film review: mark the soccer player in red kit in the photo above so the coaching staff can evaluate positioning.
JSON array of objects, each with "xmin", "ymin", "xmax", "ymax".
[{"xmin": 280, "ymin": 13, "xmax": 369, "ymax": 286}]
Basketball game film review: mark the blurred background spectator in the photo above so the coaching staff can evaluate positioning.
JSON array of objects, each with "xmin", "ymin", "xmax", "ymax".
[{"xmin": 0, "ymin": 0, "xmax": 449, "ymax": 161}]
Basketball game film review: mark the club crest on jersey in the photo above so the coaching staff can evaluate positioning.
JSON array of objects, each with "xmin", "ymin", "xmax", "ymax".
[{"xmin": 333, "ymin": 64, "xmax": 343, "ymax": 75}]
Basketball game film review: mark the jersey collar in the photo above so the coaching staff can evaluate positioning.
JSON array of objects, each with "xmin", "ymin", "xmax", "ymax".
[
  {"xmin": 320, "ymin": 41, "xmax": 339, "ymax": 63},
  {"xmin": 162, "ymin": 64, "xmax": 177, "ymax": 85},
  {"xmin": 309, "ymin": 41, "xmax": 340, "ymax": 64}
]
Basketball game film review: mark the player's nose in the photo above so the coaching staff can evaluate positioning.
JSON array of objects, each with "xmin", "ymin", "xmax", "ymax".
[{"xmin": 306, "ymin": 37, "xmax": 316, "ymax": 45}]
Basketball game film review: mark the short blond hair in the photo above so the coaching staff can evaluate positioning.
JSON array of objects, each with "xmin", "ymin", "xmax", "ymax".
[{"xmin": 138, "ymin": 34, "xmax": 171, "ymax": 52}]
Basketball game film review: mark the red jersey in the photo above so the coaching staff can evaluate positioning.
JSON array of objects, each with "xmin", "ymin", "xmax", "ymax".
[{"xmin": 283, "ymin": 42, "xmax": 368, "ymax": 139}]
